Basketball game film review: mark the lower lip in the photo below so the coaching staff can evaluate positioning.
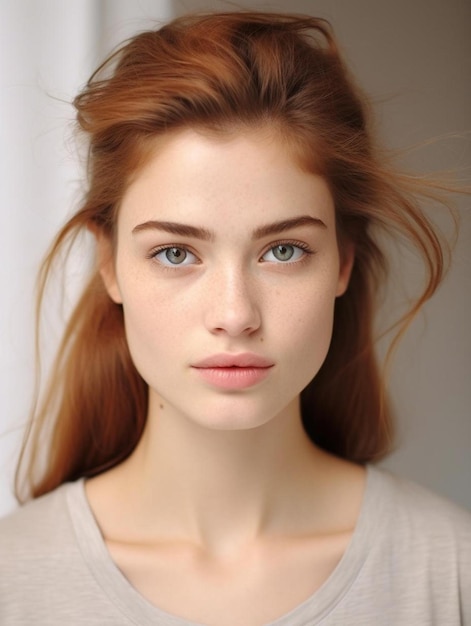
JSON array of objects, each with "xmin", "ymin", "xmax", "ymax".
[{"xmin": 192, "ymin": 366, "xmax": 273, "ymax": 390}]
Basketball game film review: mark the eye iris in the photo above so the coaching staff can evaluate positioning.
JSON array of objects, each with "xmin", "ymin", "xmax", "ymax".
[
  {"xmin": 273, "ymin": 245, "xmax": 294, "ymax": 261},
  {"xmin": 165, "ymin": 247, "xmax": 186, "ymax": 264}
]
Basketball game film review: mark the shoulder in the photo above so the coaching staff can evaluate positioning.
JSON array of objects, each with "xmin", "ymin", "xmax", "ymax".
[
  {"xmin": 0, "ymin": 483, "xmax": 75, "ymax": 560},
  {"xmin": 0, "ymin": 482, "xmax": 85, "ymax": 591},
  {"xmin": 0, "ymin": 481, "xmax": 123, "ymax": 625},
  {"xmin": 334, "ymin": 467, "xmax": 471, "ymax": 622},
  {"xmin": 365, "ymin": 467, "xmax": 471, "ymax": 598},
  {"xmin": 369, "ymin": 466, "xmax": 471, "ymax": 540}
]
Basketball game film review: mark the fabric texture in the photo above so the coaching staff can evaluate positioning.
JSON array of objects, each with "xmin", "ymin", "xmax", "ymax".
[{"xmin": 1, "ymin": 466, "xmax": 470, "ymax": 625}]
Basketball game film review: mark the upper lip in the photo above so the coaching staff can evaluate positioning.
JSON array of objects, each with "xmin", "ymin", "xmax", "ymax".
[{"xmin": 192, "ymin": 353, "xmax": 274, "ymax": 368}]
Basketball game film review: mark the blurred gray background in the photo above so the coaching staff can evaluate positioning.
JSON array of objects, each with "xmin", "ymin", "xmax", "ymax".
[{"xmin": 1, "ymin": 0, "xmax": 469, "ymax": 515}]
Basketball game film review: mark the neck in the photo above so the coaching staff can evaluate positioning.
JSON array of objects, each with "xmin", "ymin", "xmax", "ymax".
[{"xmin": 108, "ymin": 392, "xmax": 335, "ymax": 556}]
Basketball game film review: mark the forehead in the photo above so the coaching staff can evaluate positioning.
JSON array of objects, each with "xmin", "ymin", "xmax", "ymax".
[{"xmin": 118, "ymin": 128, "xmax": 335, "ymax": 230}]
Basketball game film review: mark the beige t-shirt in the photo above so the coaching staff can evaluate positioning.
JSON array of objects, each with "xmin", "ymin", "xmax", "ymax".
[{"xmin": 1, "ymin": 466, "xmax": 470, "ymax": 625}]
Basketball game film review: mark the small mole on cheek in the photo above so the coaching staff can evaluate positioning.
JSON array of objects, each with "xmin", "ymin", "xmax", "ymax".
[
  {"xmin": 259, "ymin": 337, "xmax": 264, "ymax": 343},
  {"xmin": 159, "ymin": 404, "xmax": 164, "ymax": 410}
]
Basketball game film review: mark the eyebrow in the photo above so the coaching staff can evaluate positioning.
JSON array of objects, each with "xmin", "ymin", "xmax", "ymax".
[
  {"xmin": 253, "ymin": 215, "xmax": 326, "ymax": 239},
  {"xmin": 132, "ymin": 215, "xmax": 326, "ymax": 240},
  {"xmin": 132, "ymin": 221, "xmax": 214, "ymax": 240}
]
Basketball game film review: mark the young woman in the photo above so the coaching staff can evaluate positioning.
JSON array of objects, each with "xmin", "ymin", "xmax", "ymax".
[{"xmin": 1, "ymin": 11, "xmax": 469, "ymax": 626}]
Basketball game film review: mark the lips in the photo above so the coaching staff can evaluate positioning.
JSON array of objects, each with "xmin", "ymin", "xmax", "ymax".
[
  {"xmin": 192, "ymin": 353, "xmax": 274, "ymax": 368},
  {"xmin": 191, "ymin": 353, "xmax": 274, "ymax": 390}
]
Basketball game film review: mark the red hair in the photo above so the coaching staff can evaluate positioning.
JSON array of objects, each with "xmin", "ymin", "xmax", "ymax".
[{"xmin": 16, "ymin": 12, "xmax": 449, "ymax": 500}]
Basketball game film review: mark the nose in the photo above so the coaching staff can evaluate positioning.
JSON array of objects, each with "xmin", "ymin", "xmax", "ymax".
[{"xmin": 204, "ymin": 266, "xmax": 261, "ymax": 337}]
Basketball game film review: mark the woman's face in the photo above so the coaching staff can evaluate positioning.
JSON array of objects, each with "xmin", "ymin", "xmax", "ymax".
[{"xmin": 101, "ymin": 129, "xmax": 353, "ymax": 431}]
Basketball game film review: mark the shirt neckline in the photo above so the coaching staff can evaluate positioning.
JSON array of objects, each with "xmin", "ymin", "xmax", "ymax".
[{"xmin": 66, "ymin": 465, "xmax": 385, "ymax": 626}]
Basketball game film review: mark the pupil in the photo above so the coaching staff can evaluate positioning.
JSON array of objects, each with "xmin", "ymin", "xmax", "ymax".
[{"xmin": 166, "ymin": 247, "xmax": 186, "ymax": 264}]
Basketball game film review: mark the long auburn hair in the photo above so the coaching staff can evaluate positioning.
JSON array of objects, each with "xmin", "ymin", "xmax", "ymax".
[{"xmin": 16, "ymin": 12, "xmax": 449, "ymax": 500}]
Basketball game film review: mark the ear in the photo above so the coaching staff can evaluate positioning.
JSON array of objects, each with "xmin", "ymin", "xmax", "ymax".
[
  {"xmin": 336, "ymin": 241, "xmax": 355, "ymax": 297},
  {"xmin": 95, "ymin": 231, "xmax": 123, "ymax": 304}
]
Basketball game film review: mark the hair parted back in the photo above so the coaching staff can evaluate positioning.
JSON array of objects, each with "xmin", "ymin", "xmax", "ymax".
[{"xmin": 16, "ymin": 11, "xmax": 448, "ymax": 500}]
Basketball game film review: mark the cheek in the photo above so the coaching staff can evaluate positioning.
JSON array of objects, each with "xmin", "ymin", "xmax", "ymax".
[
  {"xmin": 292, "ymin": 293, "xmax": 336, "ymax": 353},
  {"xmin": 279, "ymin": 265, "xmax": 339, "ymax": 329},
  {"xmin": 116, "ymin": 279, "xmax": 175, "ymax": 376},
  {"xmin": 278, "ymin": 277, "xmax": 338, "ymax": 376}
]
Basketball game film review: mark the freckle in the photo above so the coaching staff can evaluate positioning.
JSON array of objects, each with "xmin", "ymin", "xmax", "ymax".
[
  {"xmin": 159, "ymin": 404, "xmax": 164, "ymax": 410},
  {"xmin": 259, "ymin": 337, "xmax": 264, "ymax": 343}
]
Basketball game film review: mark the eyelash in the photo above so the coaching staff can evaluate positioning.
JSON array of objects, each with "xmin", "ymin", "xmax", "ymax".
[
  {"xmin": 147, "ymin": 244, "xmax": 200, "ymax": 269},
  {"xmin": 260, "ymin": 239, "xmax": 314, "ymax": 264},
  {"xmin": 147, "ymin": 240, "xmax": 315, "ymax": 269}
]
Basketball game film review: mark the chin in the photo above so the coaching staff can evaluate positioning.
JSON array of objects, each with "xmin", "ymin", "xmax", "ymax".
[{"xmin": 185, "ymin": 405, "xmax": 276, "ymax": 433}]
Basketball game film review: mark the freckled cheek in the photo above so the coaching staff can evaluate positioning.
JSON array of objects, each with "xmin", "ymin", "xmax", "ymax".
[
  {"xmin": 277, "ymin": 284, "xmax": 337, "ymax": 363},
  {"xmin": 117, "ymin": 278, "xmax": 182, "ymax": 359}
]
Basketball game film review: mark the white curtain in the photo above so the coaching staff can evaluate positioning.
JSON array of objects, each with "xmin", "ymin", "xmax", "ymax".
[{"xmin": 1, "ymin": 0, "xmax": 470, "ymax": 516}]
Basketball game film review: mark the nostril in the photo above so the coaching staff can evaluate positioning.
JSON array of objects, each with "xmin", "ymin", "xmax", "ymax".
[
  {"xmin": 206, "ymin": 305, "xmax": 261, "ymax": 337},
  {"xmin": 203, "ymin": 274, "xmax": 262, "ymax": 337}
]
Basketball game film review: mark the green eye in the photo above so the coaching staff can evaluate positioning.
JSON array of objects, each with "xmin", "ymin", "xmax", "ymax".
[
  {"xmin": 272, "ymin": 245, "xmax": 295, "ymax": 261},
  {"xmin": 153, "ymin": 247, "xmax": 197, "ymax": 266},
  {"xmin": 262, "ymin": 244, "xmax": 305, "ymax": 263}
]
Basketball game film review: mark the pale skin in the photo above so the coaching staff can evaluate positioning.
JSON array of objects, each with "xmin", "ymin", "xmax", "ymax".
[{"xmin": 87, "ymin": 128, "xmax": 365, "ymax": 626}]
